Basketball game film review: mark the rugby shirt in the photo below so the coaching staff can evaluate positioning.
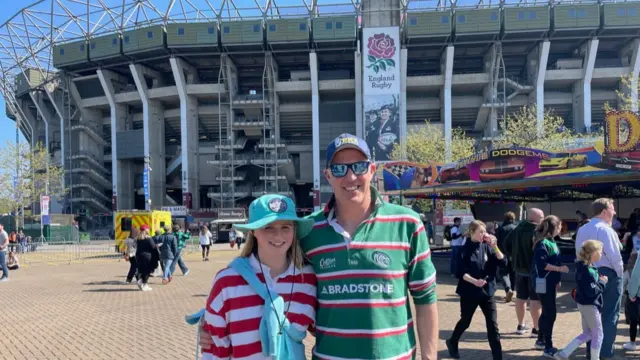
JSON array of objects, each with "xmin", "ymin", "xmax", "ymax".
[
  {"xmin": 301, "ymin": 187, "xmax": 437, "ymax": 360},
  {"xmin": 202, "ymin": 255, "xmax": 317, "ymax": 360}
]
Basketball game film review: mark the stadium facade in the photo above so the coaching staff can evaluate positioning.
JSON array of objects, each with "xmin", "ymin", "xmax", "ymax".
[{"xmin": 1, "ymin": 0, "xmax": 640, "ymax": 229}]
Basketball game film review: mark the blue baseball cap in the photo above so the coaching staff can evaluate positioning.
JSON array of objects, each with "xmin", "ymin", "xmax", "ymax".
[
  {"xmin": 233, "ymin": 194, "xmax": 315, "ymax": 239},
  {"xmin": 325, "ymin": 133, "xmax": 372, "ymax": 166}
]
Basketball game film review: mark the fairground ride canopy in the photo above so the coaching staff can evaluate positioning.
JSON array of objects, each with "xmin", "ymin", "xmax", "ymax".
[{"xmin": 377, "ymin": 111, "xmax": 640, "ymax": 202}]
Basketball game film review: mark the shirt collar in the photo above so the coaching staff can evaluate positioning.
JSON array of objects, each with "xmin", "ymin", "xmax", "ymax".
[
  {"xmin": 249, "ymin": 254, "xmax": 297, "ymax": 279},
  {"xmin": 323, "ymin": 186, "xmax": 385, "ymax": 219}
]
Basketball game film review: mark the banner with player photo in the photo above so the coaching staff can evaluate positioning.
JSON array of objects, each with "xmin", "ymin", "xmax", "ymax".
[{"xmin": 363, "ymin": 27, "xmax": 401, "ymax": 162}]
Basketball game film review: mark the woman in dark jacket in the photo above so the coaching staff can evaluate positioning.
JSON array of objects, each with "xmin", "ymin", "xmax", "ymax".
[
  {"xmin": 446, "ymin": 220, "xmax": 507, "ymax": 360},
  {"xmin": 135, "ymin": 225, "xmax": 159, "ymax": 292},
  {"xmin": 532, "ymin": 215, "xmax": 569, "ymax": 357}
]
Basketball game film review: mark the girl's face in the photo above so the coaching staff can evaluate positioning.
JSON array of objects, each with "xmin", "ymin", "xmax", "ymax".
[
  {"xmin": 553, "ymin": 225, "xmax": 561, "ymax": 237},
  {"xmin": 591, "ymin": 250, "xmax": 602, "ymax": 263},
  {"xmin": 253, "ymin": 221, "xmax": 295, "ymax": 258},
  {"xmin": 470, "ymin": 226, "xmax": 486, "ymax": 242}
]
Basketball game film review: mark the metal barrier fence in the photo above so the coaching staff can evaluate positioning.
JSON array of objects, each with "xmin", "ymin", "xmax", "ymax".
[{"xmin": 15, "ymin": 238, "xmax": 236, "ymax": 266}]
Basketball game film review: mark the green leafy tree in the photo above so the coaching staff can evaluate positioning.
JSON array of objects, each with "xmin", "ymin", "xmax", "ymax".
[
  {"xmin": 605, "ymin": 74, "xmax": 638, "ymax": 112},
  {"xmin": 492, "ymin": 106, "xmax": 600, "ymax": 151},
  {"xmin": 390, "ymin": 121, "xmax": 475, "ymax": 213},
  {"xmin": 0, "ymin": 141, "xmax": 66, "ymax": 227}
]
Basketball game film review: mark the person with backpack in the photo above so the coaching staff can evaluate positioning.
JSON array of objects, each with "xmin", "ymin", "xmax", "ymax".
[
  {"xmin": 159, "ymin": 226, "xmax": 178, "ymax": 285},
  {"xmin": 169, "ymin": 224, "xmax": 190, "ymax": 277},
  {"xmin": 448, "ymin": 217, "xmax": 463, "ymax": 276},
  {"xmin": 555, "ymin": 240, "xmax": 606, "ymax": 360},
  {"xmin": 199, "ymin": 194, "xmax": 316, "ymax": 359}
]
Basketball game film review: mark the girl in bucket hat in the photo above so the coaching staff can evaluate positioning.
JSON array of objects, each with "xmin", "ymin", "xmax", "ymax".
[{"xmin": 197, "ymin": 194, "xmax": 316, "ymax": 360}]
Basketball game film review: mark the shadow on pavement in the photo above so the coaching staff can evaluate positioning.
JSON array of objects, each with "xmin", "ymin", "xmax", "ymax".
[
  {"xmin": 83, "ymin": 288, "xmax": 139, "ymax": 293},
  {"xmin": 82, "ymin": 280, "xmax": 123, "ymax": 286}
]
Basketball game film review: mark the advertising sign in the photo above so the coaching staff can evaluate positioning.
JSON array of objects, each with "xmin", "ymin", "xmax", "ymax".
[
  {"xmin": 161, "ymin": 206, "xmax": 188, "ymax": 216},
  {"xmin": 40, "ymin": 195, "xmax": 50, "ymax": 216},
  {"xmin": 603, "ymin": 111, "xmax": 640, "ymax": 170},
  {"xmin": 143, "ymin": 167, "xmax": 149, "ymax": 200},
  {"xmin": 380, "ymin": 161, "xmax": 440, "ymax": 191},
  {"xmin": 363, "ymin": 27, "xmax": 401, "ymax": 162},
  {"xmin": 218, "ymin": 208, "xmax": 246, "ymax": 219}
]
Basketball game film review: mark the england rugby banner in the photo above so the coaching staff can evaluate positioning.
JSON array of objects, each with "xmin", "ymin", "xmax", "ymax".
[{"xmin": 363, "ymin": 27, "xmax": 401, "ymax": 162}]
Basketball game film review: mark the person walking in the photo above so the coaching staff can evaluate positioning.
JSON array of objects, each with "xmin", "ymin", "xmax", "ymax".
[
  {"xmin": 497, "ymin": 211, "xmax": 517, "ymax": 303},
  {"xmin": 169, "ymin": 224, "xmax": 190, "ymax": 277},
  {"xmin": 533, "ymin": 215, "xmax": 569, "ymax": 357},
  {"xmin": 556, "ymin": 240, "xmax": 606, "ymax": 360},
  {"xmin": 124, "ymin": 228, "xmax": 139, "ymax": 283},
  {"xmin": 449, "ymin": 217, "xmax": 464, "ymax": 276},
  {"xmin": 200, "ymin": 194, "xmax": 317, "ymax": 359},
  {"xmin": 0, "ymin": 224, "xmax": 9, "ymax": 282},
  {"xmin": 505, "ymin": 208, "xmax": 544, "ymax": 336},
  {"xmin": 447, "ymin": 220, "xmax": 506, "ymax": 360},
  {"xmin": 135, "ymin": 225, "xmax": 159, "ymax": 291},
  {"xmin": 199, "ymin": 225, "xmax": 212, "ymax": 261},
  {"xmin": 624, "ymin": 251, "xmax": 640, "ymax": 351},
  {"xmin": 159, "ymin": 225, "xmax": 178, "ymax": 285},
  {"xmin": 575, "ymin": 198, "xmax": 624, "ymax": 359}
]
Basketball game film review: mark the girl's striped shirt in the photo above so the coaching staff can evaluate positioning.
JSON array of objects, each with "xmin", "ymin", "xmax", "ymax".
[{"xmin": 202, "ymin": 255, "xmax": 317, "ymax": 360}]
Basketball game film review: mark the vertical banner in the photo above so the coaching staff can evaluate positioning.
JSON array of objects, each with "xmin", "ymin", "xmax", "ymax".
[
  {"xmin": 363, "ymin": 27, "xmax": 401, "ymax": 162},
  {"xmin": 143, "ymin": 167, "xmax": 150, "ymax": 210},
  {"xmin": 40, "ymin": 195, "xmax": 50, "ymax": 216}
]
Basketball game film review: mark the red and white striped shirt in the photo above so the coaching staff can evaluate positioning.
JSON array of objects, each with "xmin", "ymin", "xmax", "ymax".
[{"xmin": 202, "ymin": 255, "xmax": 317, "ymax": 360}]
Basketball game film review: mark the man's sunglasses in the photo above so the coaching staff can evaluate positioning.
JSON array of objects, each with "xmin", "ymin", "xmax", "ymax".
[{"xmin": 328, "ymin": 161, "xmax": 371, "ymax": 177}]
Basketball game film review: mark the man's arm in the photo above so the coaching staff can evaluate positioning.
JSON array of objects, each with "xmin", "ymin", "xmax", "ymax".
[
  {"xmin": 407, "ymin": 218, "xmax": 438, "ymax": 360},
  {"xmin": 0, "ymin": 234, "xmax": 8, "ymax": 249},
  {"xmin": 602, "ymin": 227, "xmax": 624, "ymax": 277},
  {"xmin": 415, "ymin": 303, "xmax": 438, "ymax": 360}
]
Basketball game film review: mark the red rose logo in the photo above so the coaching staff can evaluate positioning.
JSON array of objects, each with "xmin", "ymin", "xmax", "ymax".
[{"xmin": 366, "ymin": 33, "xmax": 396, "ymax": 73}]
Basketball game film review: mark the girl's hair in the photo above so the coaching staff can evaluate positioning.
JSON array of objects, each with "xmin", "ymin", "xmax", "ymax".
[
  {"xmin": 240, "ymin": 224, "xmax": 304, "ymax": 269},
  {"xmin": 627, "ymin": 252, "xmax": 639, "ymax": 272},
  {"xmin": 200, "ymin": 225, "xmax": 210, "ymax": 236},
  {"xmin": 578, "ymin": 240, "xmax": 603, "ymax": 265},
  {"xmin": 135, "ymin": 228, "xmax": 150, "ymax": 240},
  {"xmin": 467, "ymin": 220, "xmax": 486, "ymax": 235},
  {"xmin": 535, "ymin": 215, "xmax": 561, "ymax": 243}
]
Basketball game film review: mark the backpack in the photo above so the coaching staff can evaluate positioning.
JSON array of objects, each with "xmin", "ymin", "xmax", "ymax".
[{"xmin": 444, "ymin": 225, "xmax": 453, "ymax": 241}]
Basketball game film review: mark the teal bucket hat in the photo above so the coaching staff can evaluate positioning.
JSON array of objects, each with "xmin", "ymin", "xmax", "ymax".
[{"xmin": 233, "ymin": 194, "xmax": 315, "ymax": 239}]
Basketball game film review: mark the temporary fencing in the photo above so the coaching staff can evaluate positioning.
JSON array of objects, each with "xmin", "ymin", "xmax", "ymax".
[{"xmin": 18, "ymin": 239, "xmax": 124, "ymax": 266}]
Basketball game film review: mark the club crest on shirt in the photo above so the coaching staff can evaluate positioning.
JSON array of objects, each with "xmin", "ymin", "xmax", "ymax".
[
  {"xmin": 268, "ymin": 198, "xmax": 287, "ymax": 213},
  {"xmin": 372, "ymin": 251, "xmax": 391, "ymax": 268}
]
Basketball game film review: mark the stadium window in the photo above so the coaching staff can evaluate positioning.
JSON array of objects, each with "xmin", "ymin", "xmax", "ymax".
[
  {"xmin": 112, "ymin": 38, "xmax": 117, "ymax": 46},
  {"xmin": 577, "ymin": 9, "xmax": 586, "ymax": 17},
  {"xmin": 410, "ymin": 17, "xmax": 417, "ymax": 26},
  {"xmin": 518, "ymin": 11, "xmax": 525, "ymax": 20},
  {"xmin": 59, "ymin": 48, "xmax": 64, "ymax": 56},
  {"xmin": 336, "ymin": 22, "xmax": 343, "ymax": 29},
  {"xmin": 299, "ymin": 23, "xmax": 306, "ymax": 31},
  {"xmin": 441, "ymin": 16, "xmax": 449, "ymax": 24},
  {"xmin": 457, "ymin": 15, "xmax": 466, "ymax": 24},
  {"xmin": 177, "ymin": 27, "xmax": 184, "ymax": 36},
  {"xmin": 147, "ymin": 31, "xmax": 153, "ymax": 39},
  {"xmin": 618, "ymin": 8, "xmax": 625, "ymax": 16},
  {"xmin": 121, "ymin": 218, "xmax": 132, "ymax": 232},
  {"xmin": 208, "ymin": 26, "xmax": 215, "ymax": 34},
  {"xmin": 253, "ymin": 24, "xmax": 259, "ymax": 32},
  {"xmin": 79, "ymin": 44, "xmax": 84, "ymax": 52},
  {"xmin": 629, "ymin": 8, "xmax": 637, "ymax": 16},
  {"xmin": 124, "ymin": 36, "xmax": 129, "ymax": 44},
  {"xmin": 568, "ymin": 9, "xmax": 576, "ymax": 18},
  {"xmin": 326, "ymin": 22, "xmax": 332, "ymax": 30},
  {"xmin": 90, "ymin": 43, "xmax": 95, "ymax": 50},
  {"xmin": 528, "ymin": 11, "xmax": 536, "ymax": 20},
  {"xmin": 224, "ymin": 26, "xmax": 230, "ymax": 34},
  {"xmin": 490, "ymin": 12, "xmax": 498, "ymax": 21},
  {"xmin": 269, "ymin": 24, "xmax": 276, "ymax": 32}
]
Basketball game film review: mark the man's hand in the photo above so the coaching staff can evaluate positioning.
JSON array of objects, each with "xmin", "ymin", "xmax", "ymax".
[
  {"xmin": 631, "ymin": 297, "xmax": 637, "ymax": 303},
  {"xmin": 559, "ymin": 265, "xmax": 569, "ymax": 273},
  {"xmin": 474, "ymin": 279, "xmax": 487, "ymax": 288},
  {"xmin": 599, "ymin": 275, "xmax": 608, "ymax": 283}
]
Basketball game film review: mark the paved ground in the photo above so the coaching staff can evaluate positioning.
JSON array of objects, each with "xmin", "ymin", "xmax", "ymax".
[{"xmin": 1, "ymin": 246, "xmax": 638, "ymax": 360}]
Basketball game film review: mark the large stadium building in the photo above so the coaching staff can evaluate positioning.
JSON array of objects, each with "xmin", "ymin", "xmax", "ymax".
[{"xmin": 2, "ymin": 0, "xmax": 640, "ymax": 230}]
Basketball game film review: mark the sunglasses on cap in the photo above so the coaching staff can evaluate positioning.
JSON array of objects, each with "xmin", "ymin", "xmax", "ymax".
[{"xmin": 328, "ymin": 161, "xmax": 371, "ymax": 178}]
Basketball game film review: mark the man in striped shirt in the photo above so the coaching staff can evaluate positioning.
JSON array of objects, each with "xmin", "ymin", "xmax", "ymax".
[{"xmin": 303, "ymin": 134, "xmax": 438, "ymax": 360}]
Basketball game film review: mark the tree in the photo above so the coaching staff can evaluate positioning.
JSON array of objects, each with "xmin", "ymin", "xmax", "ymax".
[
  {"xmin": 0, "ymin": 141, "xmax": 66, "ymax": 227},
  {"xmin": 605, "ymin": 74, "xmax": 637, "ymax": 112},
  {"xmin": 492, "ymin": 106, "xmax": 600, "ymax": 152},
  {"xmin": 390, "ymin": 122, "xmax": 475, "ymax": 213},
  {"xmin": 392, "ymin": 121, "xmax": 476, "ymax": 164}
]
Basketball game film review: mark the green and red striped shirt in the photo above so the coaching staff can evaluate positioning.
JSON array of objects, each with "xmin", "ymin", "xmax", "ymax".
[{"xmin": 301, "ymin": 188, "xmax": 437, "ymax": 360}]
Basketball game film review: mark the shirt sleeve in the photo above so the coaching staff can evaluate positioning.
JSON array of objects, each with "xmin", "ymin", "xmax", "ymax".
[
  {"xmin": 601, "ymin": 227, "xmax": 624, "ymax": 278},
  {"xmin": 202, "ymin": 272, "xmax": 232, "ymax": 359},
  {"xmin": 628, "ymin": 260, "xmax": 640, "ymax": 299},
  {"xmin": 456, "ymin": 243, "xmax": 471, "ymax": 280},
  {"xmin": 408, "ymin": 220, "xmax": 437, "ymax": 305}
]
